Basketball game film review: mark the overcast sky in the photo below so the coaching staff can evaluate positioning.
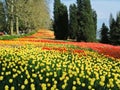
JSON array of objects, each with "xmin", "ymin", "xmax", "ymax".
[{"xmin": 49, "ymin": 0, "xmax": 120, "ymax": 30}]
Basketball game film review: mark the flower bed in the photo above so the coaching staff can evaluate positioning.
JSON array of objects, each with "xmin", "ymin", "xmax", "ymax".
[
  {"xmin": 0, "ymin": 45, "xmax": 120, "ymax": 90},
  {"xmin": 0, "ymin": 29, "xmax": 120, "ymax": 90}
]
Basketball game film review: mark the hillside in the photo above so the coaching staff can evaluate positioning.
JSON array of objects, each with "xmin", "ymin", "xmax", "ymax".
[
  {"xmin": 17, "ymin": 29, "xmax": 120, "ymax": 59},
  {"xmin": 0, "ymin": 29, "xmax": 120, "ymax": 90},
  {"xmin": 0, "ymin": 29, "xmax": 120, "ymax": 59},
  {"xmin": 19, "ymin": 29, "xmax": 55, "ymax": 40}
]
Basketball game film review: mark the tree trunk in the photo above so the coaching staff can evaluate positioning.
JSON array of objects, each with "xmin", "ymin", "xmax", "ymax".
[
  {"xmin": 10, "ymin": 19, "xmax": 13, "ymax": 35},
  {"xmin": 16, "ymin": 16, "xmax": 19, "ymax": 35},
  {"xmin": 10, "ymin": 0, "xmax": 14, "ymax": 35}
]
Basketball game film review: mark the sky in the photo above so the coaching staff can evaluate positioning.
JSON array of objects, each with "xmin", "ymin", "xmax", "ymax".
[{"xmin": 49, "ymin": 0, "xmax": 120, "ymax": 30}]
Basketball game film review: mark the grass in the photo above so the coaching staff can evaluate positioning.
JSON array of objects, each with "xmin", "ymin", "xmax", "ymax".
[{"xmin": 0, "ymin": 30, "xmax": 37, "ymax": 40}]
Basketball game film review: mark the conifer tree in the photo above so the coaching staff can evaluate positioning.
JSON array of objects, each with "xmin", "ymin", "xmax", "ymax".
[
  {"xmin": 76, "ymin": 0, "xmax": 85, "ymax": 41},
  {"xmin": 53, "ymin": 0, "xmax": 68, "ymax": 40},
  {"xmin": 100, "ymin": 23, "xmax": 109, "ymax": 43},
  {"xmin": 92, "ymin": 10, "xmax": 97, "ymax": 38},
  {"xmin": 59, "ymin": 4, "xmax": 68, "ymax": 39},
  {"xmin": 69, "ymin": 4, "xmax": 78, "ymax": 39},
  {"xmin": 77, "ymin": 0, "xmax": 96, "ymax": 42},
  {"xmin": 115, "ymin": 12, "xmax": 120, "ymax": 45},
  {"xmin": 53, "ymin": 0, "xmax": 61, "ymax": 39},
  {"xmin": 109, "ymin": 13, "xmax": 120, "ymax": 45}
]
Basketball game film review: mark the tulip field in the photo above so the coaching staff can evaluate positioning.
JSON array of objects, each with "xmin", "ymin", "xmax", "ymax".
[{"xmin": 0, "ymin": 29, "xmax": 120, "ymax": 90}]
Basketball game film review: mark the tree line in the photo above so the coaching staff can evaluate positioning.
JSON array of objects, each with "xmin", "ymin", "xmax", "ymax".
[
  {"xmin": 53, "ymin": 0, "xmax": 120, "ymax": 45},
  {"xmin": 0, "ymin": 0, "xmax": 50, "ymax": 35},
  {"xmin": 0, "ymin": 0, "xmax": 120, "ymax": 45},
  {"xmin": 100, "ymin": 13, "xmax": 120, "ymax": 45},
  {"xmin": 53, "ymin": 0, "xmax": 97, "ymax": 42}
]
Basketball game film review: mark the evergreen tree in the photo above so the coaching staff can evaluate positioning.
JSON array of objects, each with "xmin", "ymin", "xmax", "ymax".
[
  {"xmin": 77, "ymin": 0, "xmax": 96, "ymax": 42},
  {"xmin": 59, "ymin": 4, "xmax": 68, "ymax": 39},
  {"xmin": 53, "ymin": 0, "xmax": 60, "ymax": 39},
  {"xmin": 109, "ymin": 13, "xmax": 120, "ymax": 45},
  {"xmin": 92, "ymin": 10, "xmax": 97, "ymax": 38},
  {"xmin": 115, "ymin": 12, "xmax": 120, "ymax": 45},
  {"xmin": 76, "ymin": 0, "xmax": 85, "ymax": 41},
  {"xmin": 100, "ymin": 23, "xmax": 109, "ymax": 43},
  {"xmin": 53, "ymin": 0, "xmax": 68, "ymax": 40},
  {"xmin": 69, "ymin": 4, "xmax": 78, "ymax": 39}
]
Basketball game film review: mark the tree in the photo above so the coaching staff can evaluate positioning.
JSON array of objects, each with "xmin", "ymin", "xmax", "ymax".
[
  {"xmin": 17, "ymin": 0, "xmax": 50, "ymax": 33},
  {"xmin": 4, "ymin": 0, "xmax": 14, "ymax": 35},
  {"xmin": 53, "ymin": 0, "xmax": 68, "ymax": 40},
  {"xmin": 77, "ymin": 0, "xmax": 96, "ymax": 42},
  {"xmin": 115, "ymin": 12, "xmax": 120, "ymax": 45},
  {"xmin": 10, "ymin": 0, "xmax": 14, "ymax": 35},
  {"xmin": 109, "ymin": 13, "xmax": 120, "ymax": 45},
  {"xmin": 76, "ymin": 0, "xmax": 85, "ymax": 41},
  {"xmin": 92, "ymin": 10, "xmax": 97, "ymax": 38},
  {"xmin": 100, "ymin": 23, "xmax": 109, "ymax": 43},
  {"xmin": 69, "ymin": 4, "xmax": 78, "ymax": 39},
  {"xmin": 59, "ymin": 4, "xmax": 68, "ymax": 39},
  {"xmin": 3, "ymin": 0, "xmax": 50, "ymax": 35},
  {"xmin": 53, "ymin": 0, "xmax": 61, "ymax": 39},
  {"xmin": 0, "ymin": 1, "xmax": 6, "ymax": 32}
]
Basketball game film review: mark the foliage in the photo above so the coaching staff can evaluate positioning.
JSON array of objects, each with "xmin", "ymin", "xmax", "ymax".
[
  {"xmin": 69, "ymin": 4, "xmax": 78, "ymax": 39},
  {"xmin": 0, "ymin": 1, "xmax": 6, "ymax": 32},
  {"xmin": 1, "ymin": 0, "xmax": 50, "ymax": 35},
  {"xmin": 77, "ymin": 0, "xmax": 96, "ymax": 42},
  {"xmin": 0, "ymin": 30, "xmax": 37, "ymax": 40},
  {"xmin": 109, "ymin": 13, "xmax": 120, "ymax": 45},
  {"xmin": 100, "ymin": 23, "xmax": 109, "ymax": 44},
  {"xmin": 0, "ymin": 35, "xmax": 21, "ymax": 40},
  {"xmin": 92, "ymin": 10, "xmax": 97, "ymax": 38},
  {"xmin": 53, "ymin": 0, "xmax": 68, "ymax": 40}
]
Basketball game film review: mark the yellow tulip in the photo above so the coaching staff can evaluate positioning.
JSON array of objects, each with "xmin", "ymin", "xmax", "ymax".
[
  {"xmin": 4, "ymin": 85, "xmax": 9, "ymax": 90},
  {"xmin": 30, "ymin": 83, "xmax": 35, "ymax": 90},
  {"xmin": 41, "ymin": 83, "xmax": 47, "ymax": 90},
  {"xmin": 73, "ymin": 81, "xmax": 76, "ymax": 85},
  {"xmin": 54, "ymin": 80, "xmax": 57, "ymax": 84},
  {"xmin": 30, "ymin": 78, "xmax": 34, "ymax": 83},
  {"xmin": 47, "ymin": 83, "xmax": 51, "ymax": 87},
  {"xmin": 9, "ymin": 79, "xmax": 13, "ymax": 83},
  {"xmin": 32, "ymin": 73, "xmax": 37, "ymax": 78},
  {"xmin": 62, "ymin": 84, "xmax": 66, "ymax": 89},
  {"xmin": 10, "ymin": 86, "xmax": 15, "ymax": 90},
  {"xmin": 82, "ymin": 83, "xmax": 85, "ymax": 87},
  {"xmin": 24, "ymin": 79, "xmax": 28, "ymax": 85},
  {"xmin": 99, "ymin": 81, "xmax": 105, "ymax": 86},
  {"xmin": 21, "ymin": 85, "xmax": 25, "ymax": 90},
  {"xmin": 72, "ymin": 86, "xmax": 76, "ymax": 90},
  {"xmin": 88, "ymin": 85, "xmax": 92, "ymax": 90},
  {"xmin": 0, "ymin": 76, "xmax": 3, "ymax": 81},
  {"xmin": 46, "ymin": 78, "xmax": 49, "ymax": 82}
]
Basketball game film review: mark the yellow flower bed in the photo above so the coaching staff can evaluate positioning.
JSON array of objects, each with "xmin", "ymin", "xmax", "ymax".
[{"xmin": 0, "ymin": 45, "xmax": 120, "ymax": 90}]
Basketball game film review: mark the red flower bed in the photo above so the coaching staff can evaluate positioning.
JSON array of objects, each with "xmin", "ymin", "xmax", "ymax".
[
  {"xmin": 71, "ymin": 42, "xmax": 120, "ymax": 59},
  {"xmin": 40, "ymin": 41, "xmax": 120, "ymax": 58},
  {"xmin": 16, "ymin": 29, "xmax": 120, "ymax": 59},
  {"xmin": 17, "ymin": 38, "xmax": 120, "ymax": 59},
  {"xmin": 42, "ymin": 47, "xmax": 67, "ymax": 52},
  {"xmin": 42, "ymin": 46, "xmax": 86, "ymax": 56}
]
